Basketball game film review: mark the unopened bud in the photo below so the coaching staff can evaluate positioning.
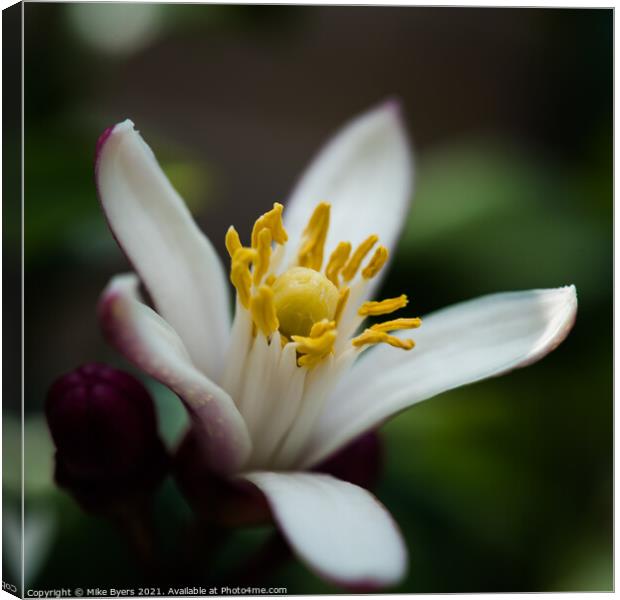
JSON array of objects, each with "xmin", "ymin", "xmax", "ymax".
[
  {"xmin": 46, "ymin": 363, "xmax": 168, "ymax": 512},
  {"xmin": 174, "ymin": 430, "xmax": 270, "ymax": 527},
  {"xmin": 316, "ymin": 431, "xmax": 382, "ymax": 490}
]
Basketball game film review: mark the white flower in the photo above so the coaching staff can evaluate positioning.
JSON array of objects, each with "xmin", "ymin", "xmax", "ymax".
[{"xmin": 95, "ymin": 101, "xmax": 577, "ymax": 589}]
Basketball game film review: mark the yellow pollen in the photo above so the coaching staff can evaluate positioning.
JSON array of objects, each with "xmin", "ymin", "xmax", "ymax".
[
  {"xmin": 230, "ymin": 247, "xmax": 257, "ymax": 309},
  {"xmin": 341, "ymin": 235, "xmax": 379, "ymax": 282},
  {"xmin": 265, "ymin": 274, "xmax": 276, "ymax": 286},
  {"xmin": 334, "ymin": 286, "xmax": 350, "ymax": 325},
  {"xmin": 293, "ymin": 320, "xmax": 337, "ymax": 368},
  {"xmin": 325, "ymin": 241, "xmax": 352, "ymax": 286},
  {"xmin": 253, "ymin": 228, "xmax": 272, "ymax": 285},
  {"xmin": 251, "ymin": 203, "xmax": 288, "ymax": 248},
  {"xmin": 352, "ymin": 330, "xmax": 415, "ymax": 350},
  {"xmin": 358, "ymin": 294, "xmax": 409, "ymax": 316},
  {"xmin": 272, "ymin": 266, "xmax": 339, "ymax": 338},
  {"xmin": 362, "ymin": 245, "xmax": 389, "ymax": 279},
  {"xmin": 225, "ymin": 226, "xmax": 242, "ymax": 258},
  {"xmin": 298, "ymin": 202, "xmax": 331, "ymax": 271},
  {"xmin": 250, "ymin": 285, "xmax": 279, "ymax": 337},
  {"xmin": 371, "ymin": 317, "xmax": 422, "ymax": 333}
]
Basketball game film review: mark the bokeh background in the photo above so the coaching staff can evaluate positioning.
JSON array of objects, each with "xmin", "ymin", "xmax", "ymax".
[{"xmin": 5, "ymin": 4, "xmax": 612, "ymax": 593}]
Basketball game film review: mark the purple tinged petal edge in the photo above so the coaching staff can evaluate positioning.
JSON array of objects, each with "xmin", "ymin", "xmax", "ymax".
[
  {"xmin": 94, "ymin": 125, "xmax": 115, "ymax": 176},
  {"xmin": 97, "ymin": 279, "xmax": 252, "ymax": 475},
  {"xmin": 241, "ymin": 472, "xmax": 407, "ymax": 590}
]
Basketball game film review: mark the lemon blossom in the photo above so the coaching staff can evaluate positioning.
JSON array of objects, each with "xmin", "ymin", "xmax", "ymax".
[{"xmin": 95, "ymin": 101, "xmax": 577, "ymax": 589}]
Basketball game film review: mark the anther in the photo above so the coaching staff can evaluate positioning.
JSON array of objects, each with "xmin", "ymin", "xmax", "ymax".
[
  {"xmin": 371, "ymin": 317, "xmax": 422, "ymax": 333},
  {"xmin": 358, "ymin": 294, "xmax": 409, "ymax": 316},
  {"xmin": 341, "ymin": 235, "xmax": 379, "ymax": 282},
  {"xmin": 250, "ymin": 285, "xmax": 279, "ymax": 337},
  {"xmin": 225, "ymin": 226, "xmax": 242, "ymax": 258},
  {"xmin": 325, "ymin": 241, "xmax": 352, "ymax": 286},
  {"xmin": 298, "ymin": 202, "xmax": 331, "ymax": 271},
  {"xmin": 362, "ymin": 246, "xmax": 389, "ymax": 279},
  {"xmin": 230, "ymin": 247, "xmax": 257, "ymax": 309},
  {"xmin": 251, "ymin": 203, "xmax": 288, "ymax": 248},
  {"xmin": 352, "ymin": 330, "xmax": 415, "ymax": 350},
  {"xmin": 253, "ymin": 228, "xmax": 272, "ymax": 285},
  {"xmin": 293, "ymin": 320, "xmax": 337, "ymax": 368}
]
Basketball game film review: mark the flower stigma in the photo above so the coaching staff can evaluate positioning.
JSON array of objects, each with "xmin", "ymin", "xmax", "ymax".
[
  {"xmin": 272, "ymin": 267, "xmax": 339, "ymax": 338},
  {"xmin": 226, "ymin": 202, "xmax": 421, "ymax": 368}
]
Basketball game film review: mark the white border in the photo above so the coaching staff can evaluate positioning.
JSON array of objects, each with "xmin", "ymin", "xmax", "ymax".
[{"xmin": 0, "ymin": 2, "xmax": 614, "ymax": 600}]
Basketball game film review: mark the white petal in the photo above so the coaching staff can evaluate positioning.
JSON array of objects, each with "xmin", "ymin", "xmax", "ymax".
[
  {"xmin": 237, "ymin": 334, "xmax": 277, "ymax": 438},
  {"xmin": 98, "ymin": 274, "xmax": 251, "ymax": 474},
  {"xmin": 220, "ymin": 300, "xmax": 254, "ymax": 402},
  {"xmin": 273, "ymin": 349, "xmax": 358, "ymax": 470},
  {"xmin": 270, "ymin": 356, "xmax": 335, "ymax": 470},
  {"xmin": 96, "ymin": 120, "xmax": 231, "ymax": 380},
  {"xmin": 302, "ymin": 285, "xmax": 577, "ymax": 468},
  {"xmin": 248, "ymin": 343, "xmax": 306, "ymax": 469},
  {"xmin": 242, "ymin": 472, "xmax": 407, "ymax": 589},
  {"xmin": 282, "ymin": 100, "xmax": 413, "ymax": 294}
]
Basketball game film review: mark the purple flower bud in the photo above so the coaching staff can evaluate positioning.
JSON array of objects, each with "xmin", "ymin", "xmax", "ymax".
[
  {"xmin": 46, "ymin": 363, "xmax": 168, "ymax": 512},
  {"xmin": 315, "ymin": 431, "xmax": 383, "ymax": 491},
  {"xmin": 174, "ymin": 430, "xmax": 270, "ymax": 527}
]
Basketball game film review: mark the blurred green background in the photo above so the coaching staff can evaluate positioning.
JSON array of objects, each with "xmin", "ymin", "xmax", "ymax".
[{"xmin": 6, "ymin": 4, "xmax": 612, "ymax": 593}]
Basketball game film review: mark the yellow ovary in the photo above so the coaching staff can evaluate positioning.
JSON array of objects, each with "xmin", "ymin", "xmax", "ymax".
[{"xmin": 272, "ymin": 267, "xmax": 339, "ymax": 338}]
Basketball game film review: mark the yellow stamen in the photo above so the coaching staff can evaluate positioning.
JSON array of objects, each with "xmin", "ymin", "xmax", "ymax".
[
  {"xmin": 334, "ymin": 286, "xmax": 350, "ymax": 325},
  {"xmin": 298, "ymin": 202, "xmax": 331, "ymax": 271},
  {"xmin": 308, "ymin": 319, "xmax": 336, "ymax": 337},
  {"xmin": 225, "ymin": 226, "xmax": 242, "ymax": 258},
  {"xmin": 371, "ymin": 317, "xmax": 422, "ymax": 333},
  {"xmin": 226, "ymin": 200, "xmax": 420, "ymax": 368},
  {"xmin": 293, "ymin": 320, "xmax": 337, "ymax": 368},
  {"xmin": 230, "ymin": 247, "xmax": 257, "ymax": 309},
  {"xmin": 362, "ymin": 245, "xmax": 389, "ymax": 279},
  {"xmin": 358, "ymin": 294, "xmax": 409, "ymax": 317},
  {"xmin": 341, "ymin": 235, "xmax": 378, "ymax": 282},
  {"xmin": 325, "ymin": 241, "xmax": 352, "ymax": 286},
  {"xmin": 352, "ymin": 329, "xmax": 415, "ymax": 350},
  {"xmin": 253, "ymin": 228, "xmax": 272, "ymax": 285},
  {"xmin": 251, "ymin": 203, "xmax": 288, "ymax": 248},
  {"xmin": 250, "ymin": 285, "xmax": 279, "ymax": 337}
]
